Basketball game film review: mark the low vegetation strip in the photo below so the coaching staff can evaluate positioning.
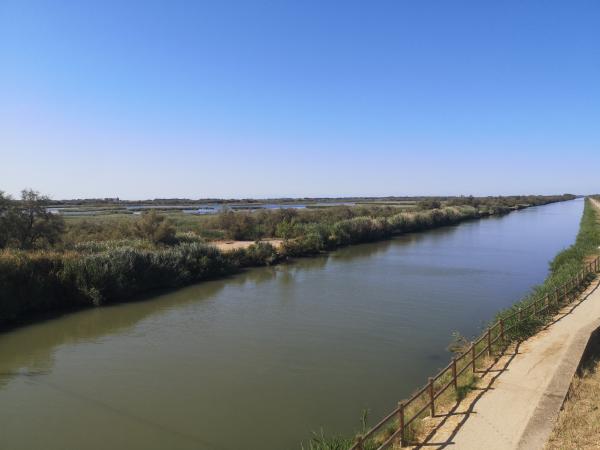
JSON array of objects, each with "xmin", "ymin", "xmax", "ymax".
[
  {"xmin": 306, "ymin": 197, "xmax": 600, "ymax": 450},
  {"xmin": 0, "ymin": 192, "xmax": 574, "ymax": 328}
]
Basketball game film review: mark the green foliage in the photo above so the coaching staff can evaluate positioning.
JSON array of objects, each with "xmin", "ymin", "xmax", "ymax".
[
  {"xmin": 0, "ymin": 241, "xmax": 281, "ymax": 326},
  {"xmin": 131, "ymin": 210, "xmax": 177, "ymax": 244},
  {"xmin": 218, "ymin": 210, "xmax": 260, "ymax": 240},
  {"xmin": 0, "ymin": 190, "xmax": 65, "ymax": 249},
  {"xmin": 455, "ymin": 373, "xmax": 477, "ymax": 401},
  {"xmin": 301, "ymin": 430, "xmax": 355, "ymax": 450},
  {"xmin": 226, "ymin": 242, "xmax": 280, "ymax": 267},
  {"xmin": 0, "ymin": 250, "xmax": 73, "ymax": 323},
  {"xmin": 301, "ymin": 410, "xmax": 377, "ymax": 450},
  {"xmin": 447, "ymin": 331, "xmax": 470, "ymax": 355},
  {"xmin": 61, "ymin": 243, "xmax": 232, "ymax": 305},
  {"xmin": 0, "ymin": 191, "xmax": 12, "ymax": 248}
]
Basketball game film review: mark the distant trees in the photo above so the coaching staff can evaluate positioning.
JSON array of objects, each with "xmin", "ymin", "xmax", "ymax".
[{"xmin": 0, "ymin": 189, "xmax": 64, "ymax": 249}]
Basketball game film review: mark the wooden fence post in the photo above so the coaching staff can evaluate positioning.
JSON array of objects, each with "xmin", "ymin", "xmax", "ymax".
[
  {"xmin": 518, "ymin": 307, "xmax": 523, "ymax": 322},
  {"xmin": 398, "ymin": 402, "xmax": 406, "ymax": 447},
  {"xmin": 500, "ymin": 319, "xmax": 505, "ymax": 343},
  {"xmin": 471, "ymin": 342, "xmax": 476, "ymax": 373},
  {"xmin": 355, "ymin": 435, "xmax": 364, "ymax": 450},
  {"xmin": 487, "ymin": 328, "xmax": 492, "ymax": 357},
  {"xmin": 428, "ymin": 377, "xmax": 435, "ymax": 417},
  {"xmin": 452, "ymin": 357, "xmax": 458, "ymax": 390}
]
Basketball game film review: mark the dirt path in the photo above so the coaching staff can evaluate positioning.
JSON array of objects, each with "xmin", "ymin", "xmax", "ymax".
[{"xmin": 411, "ymin": 198, "xmax": 600, "ymax": 450}]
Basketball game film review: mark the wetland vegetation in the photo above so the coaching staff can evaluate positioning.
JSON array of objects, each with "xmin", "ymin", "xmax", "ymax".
[{"xmin": 0, "ymin": 190, "xmax": 576, "ymax": 327}]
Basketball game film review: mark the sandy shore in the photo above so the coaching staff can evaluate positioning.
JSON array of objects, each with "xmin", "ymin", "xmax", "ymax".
[{"xmin": 212, "ymin": 239, "xmax": 283, "ymax": 252}]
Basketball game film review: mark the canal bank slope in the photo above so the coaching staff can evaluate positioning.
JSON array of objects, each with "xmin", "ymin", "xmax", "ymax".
[{"xmin": 410, "ymin": 198, "xmax": 600, "ymax": 450}]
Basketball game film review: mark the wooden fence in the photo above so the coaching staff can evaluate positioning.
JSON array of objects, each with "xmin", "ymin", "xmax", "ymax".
[{"xmin": 351, "ymin": 255, "xmax": 600, "ymax": 450}]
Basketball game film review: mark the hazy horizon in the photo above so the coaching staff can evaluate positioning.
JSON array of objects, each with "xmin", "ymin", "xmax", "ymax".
[
  {"xmin": 0, "ymin": 191, "xmax": 589, "ymax": 202},
  {"xmin": 2, "ymin": 1, "xmax": 599, "ymax": 199}
]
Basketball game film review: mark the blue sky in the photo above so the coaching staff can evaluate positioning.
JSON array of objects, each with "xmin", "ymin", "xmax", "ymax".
[{"xmin": 1, "ymin": 1, "xmax": 599, "ymax": 199}]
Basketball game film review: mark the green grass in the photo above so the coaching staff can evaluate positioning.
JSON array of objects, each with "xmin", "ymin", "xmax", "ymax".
[{"xmin": 455, "ymin": 373, "xmax": 478, "ymax": 402}]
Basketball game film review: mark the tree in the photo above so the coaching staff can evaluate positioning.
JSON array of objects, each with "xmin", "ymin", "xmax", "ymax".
[
  {"xmin": 8, "ymin": 189, "xmax": 65, "ymax": 249},
  {"xmin": 0, "ymin": 191, "xmax": 14, "ymax": 248}
]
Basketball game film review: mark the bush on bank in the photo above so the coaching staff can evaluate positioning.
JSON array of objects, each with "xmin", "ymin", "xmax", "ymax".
[
  {"xmin": 0, "ymin": 242, "xmax": 276, "ymax": 326},
  {"xmin": 0, "ymin": 206, "xmax": 480, "ymax": 327},
  {"xmin": 0, "ymin": 198, "xmax": 576, "ymax": 329}
]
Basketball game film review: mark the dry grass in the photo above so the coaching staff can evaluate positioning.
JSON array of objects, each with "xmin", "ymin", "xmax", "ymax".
[{"xmin": 546, "ymin": 356, "xmax": 600, "ymax": 450}]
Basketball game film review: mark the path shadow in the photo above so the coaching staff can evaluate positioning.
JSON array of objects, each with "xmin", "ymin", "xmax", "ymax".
[
  {"xmin": 408, "ymin": 277, "xmax": 600, "ymax": 450},
  {"xmin": 409, "ymin": 342, "xmax": 521, "ymax": 449},
  {"xmin": 540, "ymin": 279, "xmax": 600, "ymax": 331}
]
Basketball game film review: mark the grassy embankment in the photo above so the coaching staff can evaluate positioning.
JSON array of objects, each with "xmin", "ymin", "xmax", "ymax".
[
  {"xmin": 545, "ymin": 343, "xmax": 600, "ymax": 450},
  {"xmin": 0, "ymin": 195, "xmax": 574, "ymax": 329},
  {"xmin": 308, "ymin": 197, "xmax": 600, "ymax": 450}
]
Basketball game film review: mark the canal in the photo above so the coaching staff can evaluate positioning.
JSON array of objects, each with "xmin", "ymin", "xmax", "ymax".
[{"xmin": 0, "ymin": 199, "xmax": 584, "ymax": 450}]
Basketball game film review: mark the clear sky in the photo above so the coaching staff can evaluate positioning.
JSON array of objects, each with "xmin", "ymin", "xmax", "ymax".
[{"xmin": 1, "ymin": 1, "xmax": 599, "ymax": 199}]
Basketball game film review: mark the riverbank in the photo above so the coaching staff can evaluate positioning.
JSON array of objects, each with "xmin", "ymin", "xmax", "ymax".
[{"xmin": 0, "ymin": 196, "xmax": 575, "ymax": 329}]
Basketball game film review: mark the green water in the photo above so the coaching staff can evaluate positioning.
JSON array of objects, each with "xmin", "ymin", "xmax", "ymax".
[{"xmin": 0, "ymin": 199, "xmax": 584, "ymax": 450}]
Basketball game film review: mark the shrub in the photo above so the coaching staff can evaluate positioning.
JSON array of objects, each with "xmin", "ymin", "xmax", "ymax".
[
  {"xmin": 131, "ymin": 210, "xmax": 177, "ymax": 244},
  {"xmin": 226, "ymin": 242, "xmax": 280, "ymax": 267}
]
